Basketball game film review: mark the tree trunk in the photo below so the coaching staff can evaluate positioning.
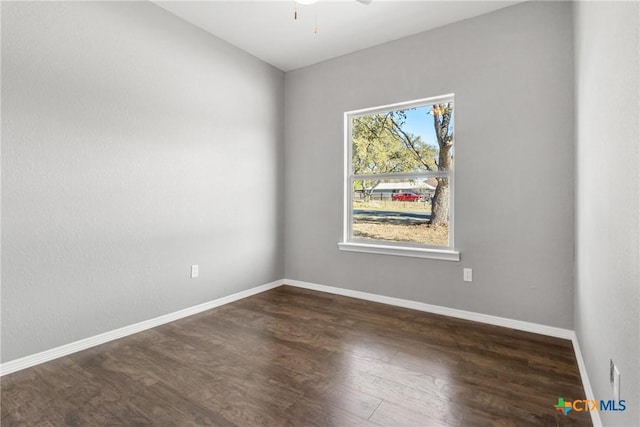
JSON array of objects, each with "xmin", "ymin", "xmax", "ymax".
[
  {"xmin": 362, "ymin": 179, "xmax": 380, "ymax": 201},
  {"xmin": 430, "ymin": 177, "xmax": 449, "ymax": 226},
  {"xmin": 429, "ymin": 103, "xmax": 453, "ymax": 227}
]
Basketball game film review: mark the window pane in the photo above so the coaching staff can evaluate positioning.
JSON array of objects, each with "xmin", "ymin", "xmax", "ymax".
[
  {"xmin": 351, "ymin": 103, "xmax": 453, "ymax": 175},
  {"xmin": 352, "ymin": 177, "xmax": 450, "ymax": 246}
]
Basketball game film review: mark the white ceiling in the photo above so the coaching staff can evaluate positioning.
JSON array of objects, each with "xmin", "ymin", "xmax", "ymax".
[{"xmin": 155, "ymin": 1, "xmax": 524, "ymax": 72}]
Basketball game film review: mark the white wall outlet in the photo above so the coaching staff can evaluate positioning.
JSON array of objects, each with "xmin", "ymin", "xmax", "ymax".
[
  {"xmin": 190, "ymin": 265, "xmax": 199, "ymax": 278},
  {"xmin": 463, "ymin": 268, "xmax": 473, "ymax": 282},
  {"xmin": 613, "ymin": 365, "xmax": 621, "ymax": 401},
  {"xmin": 610, "ymin": 359, "xmax": 614, "ymax": 384},
  {"xmin": 610, "ymin": 359, "xmax": 621, "ymax": 401}
]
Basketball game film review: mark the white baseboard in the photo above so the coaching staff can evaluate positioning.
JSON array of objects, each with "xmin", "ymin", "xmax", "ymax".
[
  {"xmin": 570, "ymin": 332, "xmax": 603, "ymax": 427},
  {"xmin": 285, "ymin": 279, "xmax": 601, "ymax": 425},
  {"xmin": 0, "ymin": 279, "xmax": 284, "ymax": 376},
  {"xmin": 284, "ymin": 279, "xmax": 574, "ymax": 340},
  {"xmin": 2, "ymin": 274, "xmax": 591, "ymax": 424}
]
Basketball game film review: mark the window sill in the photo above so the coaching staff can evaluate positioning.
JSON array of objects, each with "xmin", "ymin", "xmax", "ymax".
[{"xmin": 338, "ymin": 242, "xmax": 460, "ymax": 261}]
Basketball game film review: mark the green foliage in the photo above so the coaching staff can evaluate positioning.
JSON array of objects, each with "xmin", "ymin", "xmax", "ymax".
[
  {"xmin": 351, "ymin": 110, "xmax": 439, "ymax": 184},
  {"xmin": 352, "ymin": 115, "xmax": 419, "ymax": 175}
]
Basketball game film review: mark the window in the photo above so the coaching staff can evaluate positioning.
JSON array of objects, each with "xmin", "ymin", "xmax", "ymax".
[{"xmin": 339, "ymin": 94, "xmax": 459, "ymax": 261}]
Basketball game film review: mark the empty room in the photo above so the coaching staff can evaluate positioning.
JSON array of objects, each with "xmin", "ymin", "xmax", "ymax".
[{"xmin": 1, "ymin": 0, "xmax": 638, "ymax": 426}]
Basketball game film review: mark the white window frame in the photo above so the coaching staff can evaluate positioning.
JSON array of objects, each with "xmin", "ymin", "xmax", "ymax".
[{"xmin": 338, "ymin": 94, "xmax": 460, "ymax": 261}]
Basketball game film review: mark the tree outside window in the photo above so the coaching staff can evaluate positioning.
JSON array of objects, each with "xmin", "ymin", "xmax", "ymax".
[{"xmin": 345, "ymin": 95, "xmax": 454, "ymax": 251}]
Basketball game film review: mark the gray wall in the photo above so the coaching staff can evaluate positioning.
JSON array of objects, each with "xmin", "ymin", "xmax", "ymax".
[
  {"xmin": 5, "ymin": 7, "xmax": 637, "ymax": 418},
  {"xmin": 574, "ymin": 2, "xmax": 639, "ymax": 426},
  {"xmin": 284, "ymin": 1, "xmax": 575, "ymax": 328},
  {"xmin": 1, "ymin": 1, "xmax": 285, "ymax": 362}
]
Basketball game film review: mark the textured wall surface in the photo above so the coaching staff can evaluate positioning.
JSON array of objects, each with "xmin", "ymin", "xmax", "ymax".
[
  {"xmin": 284, "ymin": 1, "xmax": 576, "ymax": 328},
  {"xmin": 574, "ymin": 2, "xmax": 640, "ymax": 425},
  {"xmin": 1, "ymin": 1, "xmax": 284, "ymax": 362},
  {"xmin": 4, "ymin": 7, "xmax": 637, "ymax": 417}
]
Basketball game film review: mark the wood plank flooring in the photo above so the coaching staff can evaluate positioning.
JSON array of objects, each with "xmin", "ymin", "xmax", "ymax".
[{"xmin": 1, "ymin": 285, "xmax": 591, "ymax": 426}]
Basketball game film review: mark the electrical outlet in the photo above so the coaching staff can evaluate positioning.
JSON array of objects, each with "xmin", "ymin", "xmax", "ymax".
[
  {"xmin": 191, "ymin": 265, "xmax": 199, "ymax": 278},
  {"xmin": 610, "ymin": 359, "xmax": 614, "ymax": 384},
  {"xmin": 463, "ymin": 268, "xmax": 472, "ymax": 282},
  {"xmin": 610, "ymin": 359, "xmax": 621, "ymax": 401},
  {"xmin": 613, "ymin": 365, "xmax": 621, "ymax": 401}
]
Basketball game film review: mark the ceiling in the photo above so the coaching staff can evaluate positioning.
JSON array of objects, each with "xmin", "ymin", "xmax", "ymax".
[{"xmin": 155, "ymin": 1, "xmax": 524, "ymax": 72}]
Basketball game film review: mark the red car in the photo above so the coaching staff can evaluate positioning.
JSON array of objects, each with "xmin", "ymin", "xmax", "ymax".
[{"xmin": 392, "ymin": 192, "xmax": 421, "ymax": 202}]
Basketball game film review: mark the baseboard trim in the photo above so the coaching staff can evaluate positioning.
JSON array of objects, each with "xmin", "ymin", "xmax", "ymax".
[
  {"xmin": 286, "ymin": 280, "xmax": 599, "ymax": 424},
  {"xmin": 284, "ymin": 279, "xmax": 574, "ymax": 340},
  {"xmin": 284, "ymin": 279, "xmax": 604, "ymax": 421},
  {"xmin": 2, "ymin": 274, "xmax": 591, "ymax": 425},
  {"xmin": 570, "ymin": 332, "xmax": 603, "ymax": 427},
  {"xmin": 0, "ymin": 279, "xmax": 284, "ymax": 376}
]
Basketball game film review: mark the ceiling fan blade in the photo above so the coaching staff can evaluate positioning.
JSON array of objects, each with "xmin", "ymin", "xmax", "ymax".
[{"xmin": 355, "ymin": 0, "xmax": 373, "ymax": 4}]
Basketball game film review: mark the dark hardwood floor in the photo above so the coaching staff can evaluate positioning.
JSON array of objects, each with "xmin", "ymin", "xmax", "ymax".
[{"xmin": 1, "ymin": 285, "xmax": 591, "ymax": 426}]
